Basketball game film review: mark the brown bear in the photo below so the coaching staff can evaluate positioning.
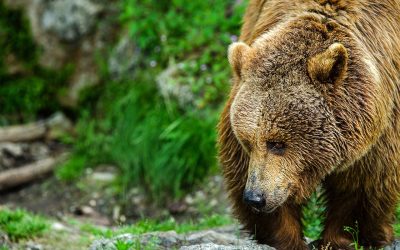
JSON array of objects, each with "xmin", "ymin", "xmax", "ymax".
[{"xmin": 217, "ymin": 0, "xmax": 400, "ymax": 250}]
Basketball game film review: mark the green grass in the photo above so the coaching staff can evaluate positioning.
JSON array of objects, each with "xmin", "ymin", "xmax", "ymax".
[
  {"xmin": 0, "ymin": 208, "xmax": 49, "ymax": 241},
  {"xmin": 58, "ymin": 78, "xmax": 219, "ymax": 202},
  {"xmin": 56, "ymin": 0, "xmax": 247, "ymax": 201},
  {"xmin": 344, "ymin": 222, "xmax": 363, "ymax": 250},
  {"xmin": 80, "ymin": 213, "xmax": 234, "ymax": 238},
  {"xmin": 120, "ymin": 0, "xmax": 245, "ymax": 108}
]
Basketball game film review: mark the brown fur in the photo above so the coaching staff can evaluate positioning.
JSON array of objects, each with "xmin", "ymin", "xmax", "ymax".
[{"xmin": 218, "ymin": 1, "xmax": 400, "ymax": 249}]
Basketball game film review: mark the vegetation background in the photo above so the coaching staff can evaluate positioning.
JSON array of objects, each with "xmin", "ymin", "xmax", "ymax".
[{"xmin": 1, "ymin": 0, "xmax": 400, "ymax": 249}]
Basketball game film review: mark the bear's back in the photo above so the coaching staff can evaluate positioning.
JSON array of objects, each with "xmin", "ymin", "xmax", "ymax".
[{"xmin": 240, "ymin": 0, "xmax": 400, "ymax": 112}]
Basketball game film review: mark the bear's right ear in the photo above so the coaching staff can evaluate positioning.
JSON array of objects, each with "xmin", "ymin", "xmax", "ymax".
[
  {"xmin": 228, "ymin": 42, "xmax": 250, "ymax": 78},
  {"xmin": 308, "ymin": 43, "xmax": 348, "ymax": 85}
]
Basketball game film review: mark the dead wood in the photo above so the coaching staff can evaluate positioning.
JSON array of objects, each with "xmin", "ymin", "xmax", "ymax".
[
  {"xmin": 0, "ymin": 122, "xmax": 47, "ymax": 142},
  {"xmin": 0, "ymin": 153, "xmax": 69, "ymax": 191}
]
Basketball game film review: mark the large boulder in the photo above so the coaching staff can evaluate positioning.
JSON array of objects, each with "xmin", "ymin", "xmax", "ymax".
[
  {"xmin": 3, "ymin": 0, "xmax": 121, "ymax": 107},
  {"xmin": 89, "ymin": 226, "xmax": 275, "ymax": 250}
]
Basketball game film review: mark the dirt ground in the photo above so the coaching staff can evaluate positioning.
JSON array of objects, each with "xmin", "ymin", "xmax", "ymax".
[{"xmin": 0, "ymin": 167, "xmax": 230, "ymax": 227}]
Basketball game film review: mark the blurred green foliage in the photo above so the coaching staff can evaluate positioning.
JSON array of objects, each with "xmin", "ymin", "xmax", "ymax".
[
  {"xmin": 1, "ymin": 0, "xmax": 245, "ymax": 202},
  {"xmin": 57, "ymin": 0, "xmax": 246, "ymax": 202},
  {"xmin": 0, "ymin": 2, "xmax": 70, "ymax": 124},
  {"xmin": 120, "ymin": 0, "xmax": 245, "ymax": 108}
]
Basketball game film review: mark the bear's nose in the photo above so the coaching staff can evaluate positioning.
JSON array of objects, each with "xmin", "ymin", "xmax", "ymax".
[{"xmin": 243, "ymin": 189, "xmax": 266, "ymax": 209}]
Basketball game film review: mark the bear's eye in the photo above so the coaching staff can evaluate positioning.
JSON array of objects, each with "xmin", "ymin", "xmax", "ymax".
[{"xmin": 267, "ymin": 141, "xmax": 286, "ymax": 155}]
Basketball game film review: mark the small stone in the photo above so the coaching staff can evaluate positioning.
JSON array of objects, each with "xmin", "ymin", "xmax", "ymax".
[
  {"xmin": 209, "ymin": 199, "xmax": 218, "ymax": 207},
  {"xmin": 46, "ymin": 112, "xmax": 73, "ymax": 139},
  {"xmin": 25, "ymin": 242, "xmax": 43, "ymax": 250},
  {"xmin": 180, "ymin": 243, "xmax": 274, "ymax": 250},
  {"xmin": 74, "ymin": 206, "xmax": 95, "ymax": 216},
  {"xmin": 0, "ymin": 143, "xmax": 24, "ymax": 157},
  {"xmin": 132, "ymin": 196, "xmax": 144, "ymax": 205},
  {"xmin": 51, "ymin": 222, "xmax": 68, "ymax": 231},
  {"xmin": 194, "ymin": 191, "xmax": 206, "ymax": 201},
  {"xmin": 185, "ymin": 195, "xmax": 194, "ymax": 205},
  {"xmin": 41, "ymin": 0, "xmax": 103, "ymax": 42},
  {"xmin": 168, "ymin": 201, "xmax": 188, "ymax": 214},
  {"xmin": 112, "ymin": 206, "xmax": 120, "ymax": 221},
  {"xmin": 119, "ymin": 215, "xmax": 126, "ymax": 223},
  {"xmin": 90, "ymin": 172, "xmax": 116, "ymax": 183}
]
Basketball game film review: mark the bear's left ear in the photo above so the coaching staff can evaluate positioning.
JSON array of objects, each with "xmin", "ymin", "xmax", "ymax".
[
  {"xmin": 308, "ymin": 43, "xmax": 348, "ymax": 85},
  {"xmin": 228, "ymin": 42, "xmax": 250, "ymax": 78}
]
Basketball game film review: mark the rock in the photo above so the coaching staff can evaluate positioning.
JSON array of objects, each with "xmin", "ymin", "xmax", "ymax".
[
  {"xmin": 168, "ymin": 201, "xmax": 188, "ymax": 214},
  {"xmin": 0, "ymin": 143, "xmax": 25, "ymax": 157},
  {"xmin": 3, "ymin": 0, "xmax": 120, "ymax": 107},
  {"xmin": 180, "ymin": 243, "xmax": 274, "ymax": 250},
  {"xmin": 89, "ymin": 227, "xmax": 276, "ymax": 250},
  {"xmin": 89, "ymin": 171, "xmax": 117, "ymax": 183},
  {"xmin": 0, "ymin": 230, "xmax": 10, "ymax": 248},
  {"xmin": 25, "ymin": 241, "xmax": 43, "ymax": 250},
  {"xmin": 46, "ymin": 112, "xmax": 74, "ymax": 140},
  {"xmin": 384, "ymin": 240, "xmax": 400, "ymax": 250},
  {"xmin": 108, "ymin": 33, "xmax": 140, "ymax": 80},
  {"xmin": 51, "ymin": 222, "xmax": 69, "ymax": 232},
  {"xmin": 156, "ymin": 60, "xmax": 195, "ymax": 108},
  {"xmin": 0, "ymin": 143, "xmax": 30, "ymax": 170},
  {"xmin": 41, "ymin": 0, "xmax": 103, "ymax": 42},
  {"xmin": 30, "ymin": 142, "xmax": 50, "ymax": 161},
  {"xmin": 90, "ymin": 231, "xmax": 183, "ymax": 250},
  {"xmin": 185, "ymin": 230, "xmax": 247, "ymax": 245}
]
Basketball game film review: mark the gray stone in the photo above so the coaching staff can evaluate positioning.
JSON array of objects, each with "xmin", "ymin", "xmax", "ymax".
[
  {"xmin": 25, "ymin": 241, "xmax": 43, "ymax": 250},
  {"xmin": 156, "ymin": 61, "xmax": 195, "ymax": 108},
  {"xmin": 108, "ymin": 34, "xmax": 140, "ymax": 80},
  {"xmin": 184, "ymin": 231, "xmax": 247, "ymax": 245},
  {"xmin": 4, "ymin": 0, "xmax": 118, "ymax": 107},
  {"xmin": 89, "ymin": 228, "xmax": 276, "ymax": 250},
  {"xmin": 384, "ymin": 240, "xmax": 400, "ymax": 250},
  {"xmin": 0, "ymin": 143, "xmax": 25, "ymax": 157},
  {"xmin": 46, "ymin": 112, "xmax": 73, "ymax": 134},
  {"xmin": 180, "ymin": 243, "xmax": 275, "ymax": 250},
  {"xmin": 41, "ymin": 0, "xmax": 103, "ymax": 42},
  {"xmin": 89, "ymin": 231, "xmax": 184, "ymax": 250}
]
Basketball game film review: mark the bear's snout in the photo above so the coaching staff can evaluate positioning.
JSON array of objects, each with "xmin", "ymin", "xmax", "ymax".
[
  {"xmin": 243, "ymin": 189, "xmax": 266, "ymax": 209},
  {"xmin": 243, "ymin": 186, "xmax": 290, "ymax": 212}
]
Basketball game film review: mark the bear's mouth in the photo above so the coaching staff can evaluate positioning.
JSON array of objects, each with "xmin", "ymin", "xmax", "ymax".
[{"xmin": 250, "ymin": 194, "xmax": 290, "ymax": 214}]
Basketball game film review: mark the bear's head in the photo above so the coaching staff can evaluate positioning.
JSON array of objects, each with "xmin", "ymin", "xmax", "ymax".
[{"xmin": 227, "ymin": 17, "xmax": 383, "ymax": 212}]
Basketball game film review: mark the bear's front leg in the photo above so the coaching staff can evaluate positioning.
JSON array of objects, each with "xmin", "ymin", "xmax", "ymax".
[
  {"xmin": 322, "ymin": 175, "xmax": 396, "ymax": 250},
  {"xmin": 238, "ymin": 202, "xmax": 307, "ymax": 250}
]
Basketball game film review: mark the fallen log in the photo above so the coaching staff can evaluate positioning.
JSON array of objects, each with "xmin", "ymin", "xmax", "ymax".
[
  {"xmin": 0, "ymin": 112, "xmax": 73, "ymax": 142},
  {"xmin": 0, "ymin": 121, "xmax": 47, "ymax": 143},
  {"xmin": 0, "ymin": 153, "xmax": 69, "ymax": 191}
]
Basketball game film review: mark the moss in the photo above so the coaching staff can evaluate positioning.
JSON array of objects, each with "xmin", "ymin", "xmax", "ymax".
[{"xmin": 0, "ymin": 2, "xmax": 71, "ymax": 124}]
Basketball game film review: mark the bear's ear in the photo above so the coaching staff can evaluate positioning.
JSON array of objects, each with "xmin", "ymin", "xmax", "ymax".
[
  {"xmin": 308, "ymin": 43, "xmax": 348, "ymax": 85},
  {"xmin": 228, "ymin": 42, "xmax": 250, "ymax": 78}
]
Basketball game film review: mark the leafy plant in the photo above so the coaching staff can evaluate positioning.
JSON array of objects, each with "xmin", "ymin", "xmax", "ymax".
[
  {"xmin": 343, "ymin": 222, "xmax": 363, "ymax": 250},
  {"xmin": 302, "ymin": 190, "xmax": 325, "ymax": 239},
  {"xmin": 0, "ymin": 208, "xmax": 48, "ymax": 241}
]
